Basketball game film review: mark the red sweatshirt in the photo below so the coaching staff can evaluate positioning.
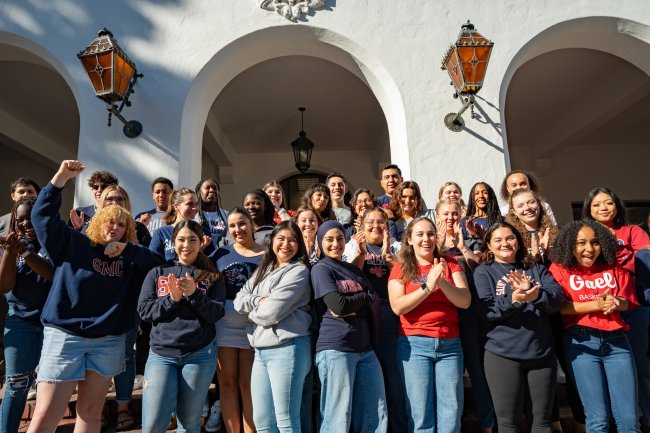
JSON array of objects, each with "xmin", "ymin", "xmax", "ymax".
[
  {"xmin": 612, "ymin": 225, "xmax": 650, "ymax": 274},
  {"xmin": 549, "ymin": 263, "xmax": 638, "ymax": 332}
]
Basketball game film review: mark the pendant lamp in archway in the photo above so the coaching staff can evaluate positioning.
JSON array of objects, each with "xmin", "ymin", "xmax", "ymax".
[{"xmin": 291, "ymin": 107, "xmax": 315, "ymax": 173}]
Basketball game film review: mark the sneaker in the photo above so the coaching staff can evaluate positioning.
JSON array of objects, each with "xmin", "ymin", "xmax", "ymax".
[
  {"xmin": 204, "ymin": 401, "xmax": 222, "ymax": 432},
  {"xmin": 133, "ymin": 374, "xmax": 145, "ymax": 390}
]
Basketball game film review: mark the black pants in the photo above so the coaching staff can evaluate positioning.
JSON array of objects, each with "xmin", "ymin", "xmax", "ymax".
[{"xmin": 484, "ymin": 350, "xmax": 556, "ymax": 433}]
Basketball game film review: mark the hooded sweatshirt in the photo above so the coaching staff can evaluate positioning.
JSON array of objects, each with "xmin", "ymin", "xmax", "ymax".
[{"xmin": 32, "ymin": 183, "xmax": 165, "ymax": 337}]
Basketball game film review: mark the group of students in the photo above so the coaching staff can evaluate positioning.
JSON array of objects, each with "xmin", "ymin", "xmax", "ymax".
[{"xmin": 0, "ymin": 160, "xmax": 649, "ymax": 433}]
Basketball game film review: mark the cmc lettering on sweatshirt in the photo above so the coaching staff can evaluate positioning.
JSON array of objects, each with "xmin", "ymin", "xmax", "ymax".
[
  {"xmin": 92, "ymin": 258, "xmax": 124, "ymax": 277},
  {"xmin": 568, "ymin": 273, "xmax": 616, "ymax": 292}
]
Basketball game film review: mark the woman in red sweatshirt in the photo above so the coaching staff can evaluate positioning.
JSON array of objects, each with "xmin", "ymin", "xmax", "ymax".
[{"xmin": 549, "ymin": 219, "xmax": 640, "ymax": 433}]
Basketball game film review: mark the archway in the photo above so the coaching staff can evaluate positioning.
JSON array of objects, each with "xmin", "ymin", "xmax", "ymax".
[
  {"xmin": 0, "ymin": 32, "xmax": 80, "ymax": 214},
  {"xmin": 180, "ymin": 25, "xmax": 407, "ymax": 207},
  {"xmin": 500, "ymin": 18, "xmax": 650, "ymax": 224}
]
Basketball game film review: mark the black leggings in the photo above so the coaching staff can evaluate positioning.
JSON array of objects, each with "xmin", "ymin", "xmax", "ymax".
[{"xmin": 484, "ymin": 350, "xmax": 556, "ymax": 433}]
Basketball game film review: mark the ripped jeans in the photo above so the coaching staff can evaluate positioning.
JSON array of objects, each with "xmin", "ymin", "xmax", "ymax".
[{"xmin": 0, "ymin": 313, "xmax": 44, "ymax": 433}]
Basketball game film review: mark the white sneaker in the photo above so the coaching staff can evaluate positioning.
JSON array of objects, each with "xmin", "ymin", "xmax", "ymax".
[
  {"xmin": 27, "ymin": 384, "xmax": 37, "ymax": 400},
  {"xmin": 133, "ymin": 374, "xmax": 145, "ymax": 390},
  {"xmin": 204, "ymin": 400, "xmax": 222, "ymax": 432}
]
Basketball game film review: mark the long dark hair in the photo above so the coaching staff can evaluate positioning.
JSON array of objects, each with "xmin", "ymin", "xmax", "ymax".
[
  {"xmin": 244, "ymin": 189, "xmax": 276, "ymax": 227},
  {"xmin": 172, "ymin": 220, "xmax": 221, "ymax": 282},
  {"xmin": 300, "ymin": 183, "xmax": 335, "ymax": 222},
  {"xmin": 397, "ymin": 216, "xmax": 441, "ymax": 281},
  {"xmin": 581, "ymin": 187, "xmax": 628, "ymax": 228},
  {"xmin": 467, "ymin": 182, "xmax": 502, "ymax": 228},
  {"xmin": 550, "ymin": 219, "xmax": 617, "ymax": 269},
  {"xmin": 164, "ymin": 188, "xmax": 196, "ymax": 225},
  {"xmin": 479, "ymin": 221, "xmax": 531, "ymax": 268},
  {"xmin": 252, "ymin": 221, "xmax": 310, "ymax": 287}
]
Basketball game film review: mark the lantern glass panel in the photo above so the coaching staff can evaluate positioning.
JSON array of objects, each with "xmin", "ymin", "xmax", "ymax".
[
  {"xmin": 114, "ymin": 55, "xmax": 135, "ymax": 98},
  {"xmin": 80, "ymin": 52, "xmax": 114, "ymax": 96}
]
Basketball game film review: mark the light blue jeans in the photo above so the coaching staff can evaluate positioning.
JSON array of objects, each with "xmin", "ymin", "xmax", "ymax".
[
  {"xmin": 564, "ymin": 326, "xmax": 641, "ymax": 433},
  {"xmin": 251, "ymin": 335, "xmax": 311, "ymax": 433},
  {"xmin": 397, "ymin": 335, "xmax": 464, "ymax": 433},
  {"xmin": 623, "ymin": 306, "xmax": 650, "ymax": 425},
  {"xmin": 141, "ymin": 340, "xmax": 217, "ymax": 433},
  {"xmin": 114, "ymin": 326, "xmax": 138, "ymax": 404},
  {"xmin": 315, "ymin": 349, "xmax": 387, "ymax": 433},
  {"xmin": 0, "ymin": 313, "xmax": 43, "ymax": 433}
]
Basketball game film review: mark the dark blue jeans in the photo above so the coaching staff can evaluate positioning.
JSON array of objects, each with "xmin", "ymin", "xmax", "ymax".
[{"xmin": 0, "ymin": 313, "xmax": 43, "ymax": 433}]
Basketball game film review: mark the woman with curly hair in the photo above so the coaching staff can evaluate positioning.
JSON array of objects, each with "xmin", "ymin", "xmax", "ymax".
[
  {"xmin": 460, "ymin": 182, "xmax": 502, "ymax": 254},
  {"xmin": 0, "ymin": 198, "xmax": 53, "ymax": 433},
  {"xmin": 473, "ymin": 222, "xmax": 563, "ymax": 433},
  {"xmin": 390, "ymin": 181, "xmax": 433, "ymax": 242},
  {"xmin": 506, "ymin": 189, "xmax": 557, "ymax": 264},
  {"xmin": 300, "ymin": 183, "xmax": 335, "ymax": 222},
  {"xmin": 26, "ymin": 160, "xmax": 164, "ymax": 433},
  {"xmin": 549, "ymin": 219, "xmax": 641, "ymax": 433},
  {"xmin": 498, "ymin": 170, "xmax": 556, "ymax": 223}
]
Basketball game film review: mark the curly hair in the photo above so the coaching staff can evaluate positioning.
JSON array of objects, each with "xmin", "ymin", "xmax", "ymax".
[
  {"xmin": 86, "ymin": 171, "xmax": 118, "ymax": 189},
  {"xmin": 479, "ymin": 222, "xmax": 532, "ymax": 268},
  {"xmin": 10, "ymin": 178, "xmax": 40, "ymax": 195},
  {"xmin": 172, "ymin": 220, "xmax": 221, "ymax": 283},
  {"xmin": 397, "ymin": 216, "xmax": 441, "ymax": 281},
  {"xmin": 499, "ymin": 169, "xmax": 543, "ymax": 200},
  {"xmin": 300, "ymin": 183, "xmax": 334, "ymax": 222},
  {"xmin": 550, "ymin": 219, "xmax": 617, "ymax": 269},
  {"xmin": 390, "ymin": 181, "xmax": 425, "ymax": 220},
  {"xmin": 506, "ymin": 189, "xmax": 558, "ymax": 259},
  {"xmin": 86, "ymin": 205, "xmax": 137, "ymax": 245},
  {"xmin": 581, "ymin": 187, "xmax": 629, "ymax": 228},
  {"xmin": 466, "ymin": 182, "xmax": 502, "ymax": 228}
]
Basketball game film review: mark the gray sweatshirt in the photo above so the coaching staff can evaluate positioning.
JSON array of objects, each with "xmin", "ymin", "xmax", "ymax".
[{"xmin": 233, "ymin": 262, "xmax": 312, "ymax": 348}]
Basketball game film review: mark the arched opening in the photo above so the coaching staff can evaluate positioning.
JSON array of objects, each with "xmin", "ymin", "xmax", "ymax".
[
  {"xmin": 0, "ymin": 34, "xmax": 80, "ymax": 214},
  {"xmin": 181, "ymin": 25, "xmax": 407, "ymax": 208},
  {"xmin": 501, "ymin": 18, "xmax": 650, "ymax": 224}
]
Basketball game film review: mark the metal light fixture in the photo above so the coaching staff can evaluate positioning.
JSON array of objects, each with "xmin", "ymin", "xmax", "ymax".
[
  {"xmin": 291, "ymin": 107, "xmax": 314, "ymax": 173},
  {"xmin": 441, "ymin": 20, "xmax": 494, "ymax": 132},
  {"xmin": 78, "ymin": 28, "xmax": 143, "ymax": 138}
]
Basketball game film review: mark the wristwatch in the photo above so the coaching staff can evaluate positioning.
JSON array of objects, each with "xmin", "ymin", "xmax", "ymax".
[
  {"xmin": 420, "ymin": 283, "xmax": 429, "ymax": 294},
  {"xmin": 511, "ymin": 299, "xmax": 523, "ymax": 308}
]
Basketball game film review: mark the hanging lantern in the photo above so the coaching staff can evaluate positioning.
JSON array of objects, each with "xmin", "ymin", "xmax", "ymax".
[{"xmin": 291, "ymin": 107, "xmax": 315, "ymax": 173}]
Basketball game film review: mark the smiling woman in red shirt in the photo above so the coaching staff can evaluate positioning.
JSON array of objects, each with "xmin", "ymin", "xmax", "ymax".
[{"xmin": 549, "ymin": 219, "xmax": 641, "ymax": 433}]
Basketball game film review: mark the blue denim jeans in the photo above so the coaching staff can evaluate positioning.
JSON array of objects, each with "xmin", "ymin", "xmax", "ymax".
[
  {"xmin": 251, "ymin": 335, "xmax": 311, "ymax": 433},
  {"xmin": 315, "ymin": 349, "xmax": 387, "ymax": 433},
  {"xmin": 141, "ymin": 340, "xmax": 217, "ymax": 433},
  {"xmin": 114, "ymin": 326, "xmax": 138, "ymax": 404},
  {"xmin": 623, "ymin": 306, "xmax": 650, "ymax": 424},
  {"xmin": 459, "ymin": 306, "xmax": 495, "ymax": 428},
  {"xmin": 564, "ymin": 326, "xmax": 641, "ymax": 433},
  {"xmin": 0, "ymin": 314, "xmax": 43, "ymax": 433},
  {"xmin": 375, "ymin": 301, "xmax": 408, "ymax": 433},
  {"xmin": 397, "ymin": 335, "xmax": 464, "ymax": 433}
]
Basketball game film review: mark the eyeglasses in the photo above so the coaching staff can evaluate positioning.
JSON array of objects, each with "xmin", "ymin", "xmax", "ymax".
[
  {"xmin": 105, "ymin": 196, "xmax": 126, "ymax": 204},
  {"xmin": 355, "ymin": 199, "xmax": 374, "ymax": 205},
  {"xmin": 91, "ymin": 183, "xmax": 109, "ymax": 191}
]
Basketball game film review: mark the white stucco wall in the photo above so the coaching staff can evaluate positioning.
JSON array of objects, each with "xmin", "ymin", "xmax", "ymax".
[{"xmin": 0, "ymin": 0, "xmax": 648, "ymax": 214}]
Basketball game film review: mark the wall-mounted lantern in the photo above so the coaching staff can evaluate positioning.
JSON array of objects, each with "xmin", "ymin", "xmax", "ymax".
[
  {"xmin": 78, "ymin": 28, "xmax": 143, "ymax": 138},
  {"xmin": 441, "ymin": 21, "xmax": 494, "ymax": 132}
]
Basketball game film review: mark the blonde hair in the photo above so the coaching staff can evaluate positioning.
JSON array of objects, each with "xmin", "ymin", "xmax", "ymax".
[
  {"xmin": 99, "ymin": 185, "xmax": 132, "ymax": 212},
  {"xmin": 435, "ymin": 198, "xmax": 461, "ymax": 215},
  {"xmin": 86, "ymin": 205, "xmax": 138, "ymax": 245}
]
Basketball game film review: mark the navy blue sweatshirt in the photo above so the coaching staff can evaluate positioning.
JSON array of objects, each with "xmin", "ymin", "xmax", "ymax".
[
  {"xmin": 3, "ymin": 240, "xmax": 52, "ymax": 323},
  {"xmin": 32, "ymin": 183, "xmax": 165, "ymax": 337},
  {"xmin": 473, "ymin": 261, "xmax": 563, "ymax": 360},
  {"xmin": 138, "ymin": 264, "xmax": 224, "ymax": 356}
]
